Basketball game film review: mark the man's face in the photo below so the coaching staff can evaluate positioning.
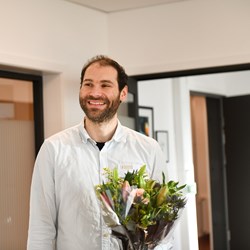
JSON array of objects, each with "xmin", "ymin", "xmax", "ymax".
[{"xmin": 79, "ymin": 62, "xmax": 127, "ymax": 123}]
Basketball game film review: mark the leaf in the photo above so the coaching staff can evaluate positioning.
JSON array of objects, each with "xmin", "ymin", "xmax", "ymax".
[
  {"xmin": 138, "ymin": 174, "xmax": 146, "ymax": 189},
  {"xmin": 95, "ymin": 165, "xmax": 187, "ymax": 235},
  {"xmin": 156, "ymin": 186, "xmax": 168, "ymax": 206},
  {"xmin": 146, "ymin": 179, "xmax": 156, "ymax": 190},
  {"xmin": 138, "ymin": 164, "xmax": 146, "ymax": 176},
  {"xmin": 113, "ymin": 167, "xmax": 119, "ymax": 182},
  {"xmin": 162, "ymin": 172, "xmax": 166, "ymax": 185}
]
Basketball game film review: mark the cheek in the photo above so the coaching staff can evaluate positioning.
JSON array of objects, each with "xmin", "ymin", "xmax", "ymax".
[
  {"xmin": 79, "ymin": 92, "xmax": 83, "ymax": 101},
  {"xmin": 105, "ymin": 91, "xmax": 119, "ymax": 100},
  {"xmin": 79, "ymin": 89, "xmax": 87, "ymax": 98}
]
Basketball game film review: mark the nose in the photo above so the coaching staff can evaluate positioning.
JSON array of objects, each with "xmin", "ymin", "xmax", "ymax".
[{"xmin": 89, "ymin": 85, "xmax": 103, "ymax": 98}]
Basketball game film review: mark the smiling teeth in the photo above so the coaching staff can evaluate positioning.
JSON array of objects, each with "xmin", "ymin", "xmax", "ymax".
[{"xmin": 89, "ymin": 101, "xmax": 104, "ymax": 105}]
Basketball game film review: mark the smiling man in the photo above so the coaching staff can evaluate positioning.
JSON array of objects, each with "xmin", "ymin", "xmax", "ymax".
[
  {"xmin": 79, "ymin": 58, "xmax": 128, "ymax": 144},
  {"xmin": 27, "ymin": 55, "xmax": 170, "ymax": 250},
  {"xmin": 80, "ymin": 61, "xmax": 126, "ymax": 123}
]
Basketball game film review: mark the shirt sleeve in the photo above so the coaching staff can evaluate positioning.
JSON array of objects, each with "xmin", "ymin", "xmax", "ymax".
[{"xmin": 27, "ymin": 142, "xmax": 57, "ymax": 250}]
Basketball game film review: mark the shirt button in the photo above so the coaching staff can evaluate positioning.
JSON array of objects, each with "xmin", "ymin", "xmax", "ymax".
[{"xmin": 103, "ymin": 233, "xmax": 109, "ymax": 238}]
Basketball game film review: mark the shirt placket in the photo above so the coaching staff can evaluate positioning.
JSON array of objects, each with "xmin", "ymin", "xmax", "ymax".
[{"xmin": 99, "ymin": 143, "xmax": 112, "ymax": 250}]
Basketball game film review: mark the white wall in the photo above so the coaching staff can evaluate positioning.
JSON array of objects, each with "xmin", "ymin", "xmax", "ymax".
[
  {"xmin": 0, "ymin": 0, "xmax": 108, "ymax": 136},
  {"xmin": 1, "ymin": 0, "xmax": 250, "ymax": 134},
  {"xmin": 138, "ymin": 79, "xmax": 177, "ymax": 179},
  {"xmin": 108, "ymin": 0, "xmax": 250, "ymax": 75},
  {"xmin": 1, "ymin": 0, "xmax": 250, "ymax": 249},
  {"xmin": 188, "ymin": 70, "xmax": 250, "ymax": 96}
]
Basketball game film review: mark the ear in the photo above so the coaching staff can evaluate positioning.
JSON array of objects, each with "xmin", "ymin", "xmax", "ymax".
[{"xmin": 120, "ymin": 85, "xmax": 128, "ymax": 102}]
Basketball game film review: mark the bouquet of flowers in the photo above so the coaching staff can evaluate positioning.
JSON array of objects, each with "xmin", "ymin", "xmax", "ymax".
[{"xmin": 95, "ymin": 165, "xmax": 186, "ymax": 250}]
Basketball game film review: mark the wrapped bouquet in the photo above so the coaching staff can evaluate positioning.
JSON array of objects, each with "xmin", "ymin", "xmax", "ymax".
[{"xmin": 95, "ymin": 165, "xmax": 186, "ymax": 250}]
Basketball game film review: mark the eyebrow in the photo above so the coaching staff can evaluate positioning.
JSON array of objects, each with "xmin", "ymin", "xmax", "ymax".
[{"xmin": 83, "ymin": 79, "xmax": 115, "ymax": 85}]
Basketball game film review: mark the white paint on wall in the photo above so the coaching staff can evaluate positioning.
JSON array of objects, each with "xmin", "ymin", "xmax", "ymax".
[
  {"xmin": 1, "ymin": 0, "xmax": 250, "ymax": 249},
  {"xmin": 0, "ymin": 0, "xmax": 108, "ymax": 137},
  {"xmin": 109, "ymin": 0, "xmax": 250, "ymax": 75},
  {"xmin": 188, "ymin": 70, "xmax": 250, "ymax": 97}
]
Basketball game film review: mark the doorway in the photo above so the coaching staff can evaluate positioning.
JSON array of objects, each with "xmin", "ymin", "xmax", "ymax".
[
  {"xmin": 0, "ymin": 77, "xmax": 35, "ymax": 249},
  {"xmin": 190, "ymin": 93, "xmax": 230, "ymax": 250},
  {"xmin": 190, "ymin": 95, "xmax": 213, "ymax": 250},
  {"xmin": 132, "ymin": 65, "xmax": 250, "ymax": 250},
  {"xmin": 0, "ymin": 70, "xmax": 44, "ymax": 249}
]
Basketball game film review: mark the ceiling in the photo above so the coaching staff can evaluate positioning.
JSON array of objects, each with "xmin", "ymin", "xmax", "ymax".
[{"xmin": 64, "ymin": 0, "xmax": 186, "ymax": 13}]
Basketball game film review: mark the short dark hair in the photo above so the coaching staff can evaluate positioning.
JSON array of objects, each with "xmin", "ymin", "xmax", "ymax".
[{"xmin": 80, "ymin": 55, "xmax": 128, "ymax": 91}]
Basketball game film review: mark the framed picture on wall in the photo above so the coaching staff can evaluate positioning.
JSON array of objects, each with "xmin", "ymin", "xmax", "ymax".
[
  {"xmin": 155, "ymin": 130, "xmax": 169, "ymax": 162},
  {"xmin": 138, "ymin": 106, "xmax": 154, "ymax": 138}
]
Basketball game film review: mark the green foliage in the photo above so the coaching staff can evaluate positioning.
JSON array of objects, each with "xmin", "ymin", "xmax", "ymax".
[{"xmin": 95, "ymin": 165, "xmax": 186, "ymax": 232}]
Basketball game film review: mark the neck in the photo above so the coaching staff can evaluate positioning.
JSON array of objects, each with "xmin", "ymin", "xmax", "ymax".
[{"xmin": 84, "ymin": 116, "xmax": 118, "ymax": 143}]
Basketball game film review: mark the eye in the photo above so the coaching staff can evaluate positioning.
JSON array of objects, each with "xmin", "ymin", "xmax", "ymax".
[
  {"xmin": 101, "ymin": 82, "xmax": 112, "ymax": 88},
  {"xmin": 102, "ymin": 84, "xmax": 110, "ymax": 88},
  {"xmin": 83, "ymin": 82, "xmax": 92, "ymax": 87}
]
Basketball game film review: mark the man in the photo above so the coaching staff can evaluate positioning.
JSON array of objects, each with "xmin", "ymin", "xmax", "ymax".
[{"xmin": 27, "ymin": 55, "xmax": 169, "ymax": 249}]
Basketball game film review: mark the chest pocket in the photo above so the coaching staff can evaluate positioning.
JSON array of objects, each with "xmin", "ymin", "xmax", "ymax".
[{"xmin": 117, "ymin": 161, "xmax": 147, "ymax": 177}]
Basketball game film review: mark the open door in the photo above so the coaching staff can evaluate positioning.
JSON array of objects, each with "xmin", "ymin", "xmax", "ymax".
[
  {"xmin": 206, "ymin": 97, "xmax": 229, "ymax": 250},
  {"xmin": 223, "ymin": 95, "xmax": 250, "ymax": 250},
  {"xmin": 191, "ymin": 94, "xmax": 230, "ymax": 250},
  {"xmin": 207, "ymin": 94, "xmax": 250, "ymax": 250},
  {"xmin": 192, "ymin": 93, "xmax": 250, "ymax": 250}
]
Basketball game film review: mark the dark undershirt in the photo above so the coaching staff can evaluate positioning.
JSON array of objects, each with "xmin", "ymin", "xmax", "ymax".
[{"xmin": 96, "ymin": 142, "xmax": 105, "ymax": 151}]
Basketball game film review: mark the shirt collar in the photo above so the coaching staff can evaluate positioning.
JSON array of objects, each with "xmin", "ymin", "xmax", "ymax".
[
  {"xmin": 112, "ymin": 120, "xmax": 127, "ymax": 143},
  {"xmin": 78, "ymin": 118, "xmax": 127, "ymax": 144}
]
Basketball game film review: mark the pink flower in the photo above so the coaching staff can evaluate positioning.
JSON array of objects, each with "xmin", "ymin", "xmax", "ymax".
[
  {"xmin": 122, "ymin": 180, "xmax": 131, "ymax": 202},
  {"xmin": 133, "ymin": 188, "xmax": 149, "ymax": 204},
  {"xmin": 142, "ymin": 197, "xmax": 150, "ymax": 204},
  {"xmin": 136, "ymin": 188, "xmax": 145, "ymax": 197},
  {"xmin": 100, "ymin": 192, "xmax": 113, "ymax": 209}
]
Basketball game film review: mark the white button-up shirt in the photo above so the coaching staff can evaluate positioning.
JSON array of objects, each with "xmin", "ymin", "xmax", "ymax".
[{"xmin": 27, "ymin": 120, "xmax": 169, "ymax": 250}]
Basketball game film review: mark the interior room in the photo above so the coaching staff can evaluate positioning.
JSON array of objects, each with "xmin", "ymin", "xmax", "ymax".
[{"xmin": 1, "ymin": 0, "xmax": 250, "ymax": 249}]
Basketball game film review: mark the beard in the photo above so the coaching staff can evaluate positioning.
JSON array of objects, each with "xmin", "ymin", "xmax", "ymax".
[{"xmin": 79, "ymin": 94, "xmax": 121, "ymax": 123}]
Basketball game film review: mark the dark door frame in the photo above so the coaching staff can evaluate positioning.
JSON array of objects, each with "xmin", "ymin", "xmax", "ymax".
[
  {"xmin": 129, "ymin": 62, "xmax": 250, "ymax": 250},
  {"xmin": 127, "ymin": 77, "xmax": 140, "ymax": 131},
  {"xmin": 0, "ymin": 70, "xmax": 44, "ymax": 155},
  {"xmin": 130, "ymin": 63, "xmax": 250, "ymax": 81}
]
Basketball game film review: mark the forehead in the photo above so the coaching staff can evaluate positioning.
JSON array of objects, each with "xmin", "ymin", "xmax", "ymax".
[{"xmin": 84, "ymin": 62, "xmax": 118, "ymax": 81}]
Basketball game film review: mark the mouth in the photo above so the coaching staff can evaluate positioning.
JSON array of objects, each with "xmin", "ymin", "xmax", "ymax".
[
  {"xmin": 89, "ymin": 100, "xmax": 104, "ymax": 105},
  {"xmin": 87, "ymin": 100, "xmax": 106, "ymax": 107}
]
